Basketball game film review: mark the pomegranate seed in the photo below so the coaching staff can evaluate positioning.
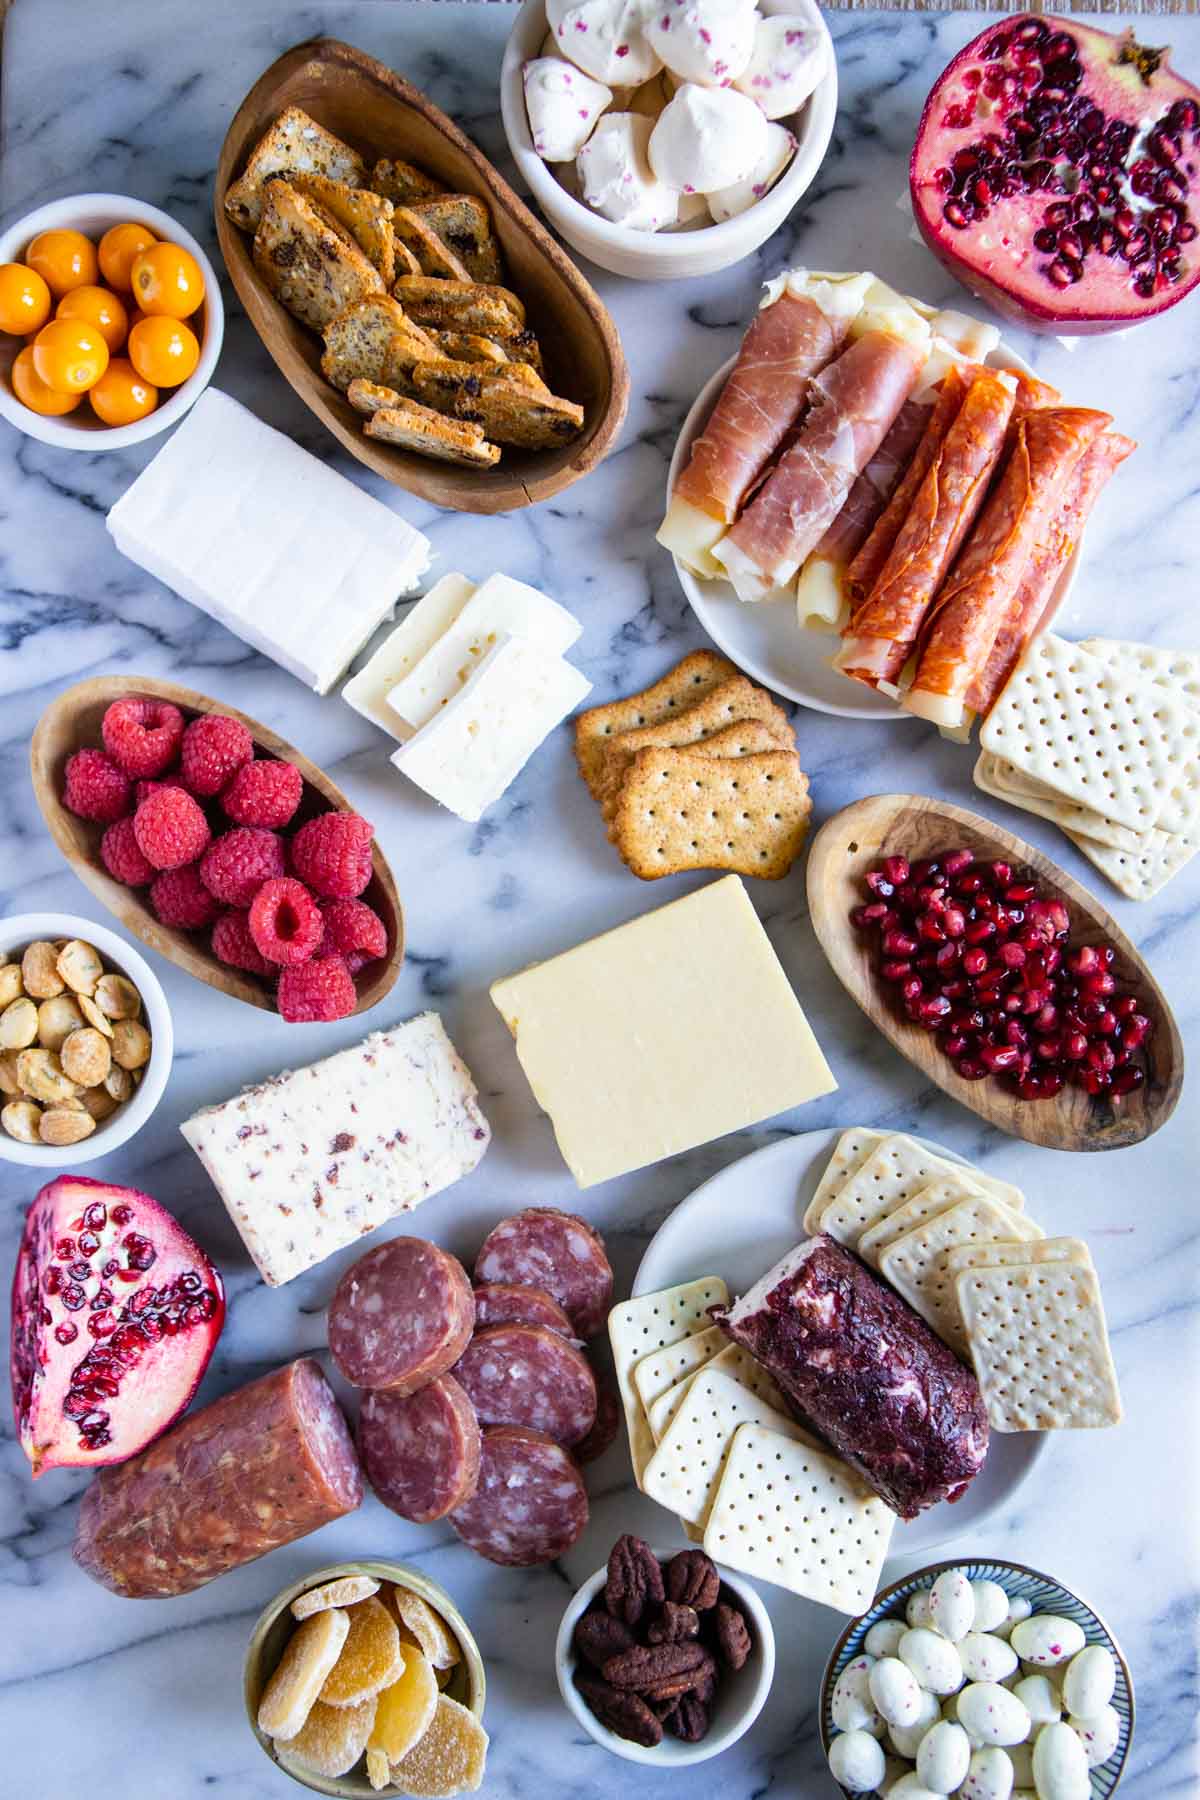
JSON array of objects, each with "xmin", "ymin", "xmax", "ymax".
[
  {"xmin": 1004, "ymin": 1021, "xmax": 1029, "ymax": 1049},
  {"xmin": 1121, "ymin": 1014, "xmax": 1152, "ymax": 1049},
  {"xmin": 955, "ymin": 872, "xmax": 984, "ymax": 896},
  {"xmin": 934, "ymin": 167, "xmax": 953, "ymax": 192},
  {"xmin": 1086, "ymin": 1042, "xmax": 1116, "ymax": 1075},
  {"xmin": 54, "ymin": 1322, "xmax": 78, "ymax": 1345},
  {"xmin": 988, "ymin": 861, "xmax": 1012, "ymax": 885},
  {"xmin": 1035, "ymin": 1036, "xmax": 1063, "ymax": 1060},
  {"xmin": 955, "ymin": 1058, "xmax": 988, "ymax": 1081},
  {"xmin": 1081, "ymin": 971, "xmax": 1117, "ymax": 999},
  {"xmin": 911, "ymin": 859, "xmax": 940, "ymax": 884},
  {"xmin": 918, "ymin": 995, "xmax": 952, "ymax": 1026},
  {"xmin": 944, "ymin": 201, "xmax": 970, "ymax": 229},
  {"xmin": 1033, "ymin": 226, "xmax": 1058, "ymax": 252},
  {"xmin": 915, "ymin": 950, "xmax": 941, "ymax": 974},
  {"xmin": 1048, "ymin": 260, "xmax": 1077, "ymax": 287},
  {"xmin": 1111, "ymin": 1066, "xmax": 1146, "ymax": 1097},
  {"xmin": 881, "ymin": 959, "xmax": 913, "ymax": 983},
  {"xmin": 940, "ymin": 1032, "xmax": 970, "ymax": 1059},
  {"xmin": 1003, "ymin": 993, "xmax": 1025, "ymax": 1015},
  {"xmin": 962, "ymin": 948, "xmax": 990, "ymax": 977},
  {"xmin": 865, "ymin": 871, "xmax": 895, "ymax": 898},
  {"xmin": 941, "ymin": 907, "xmax": 966, "ymax": 938},
  {"xmin": 883, "ymin": 930, "xmax": 918, "ymax": 957},
  {"xmin": 941, "ymin": 979, "xmax": 969, "ymax": 1001},
  {"xmin": 901, "ymin": 976, "xmax": 924, "ymax": 1003},
  {"xmin": 851, "ymin": 906, "xmax": 876, "ymax": 931},
  {"xmin": 964, "ymin": 919, "xmax": 997, "ymax": 945},
  {"xmin": 111, "ymin": 1203, "xmax": 134, "ymax": 1225},
  {"xmin": 1033, "ymin": 1004, "xmax": 1060, "ymax": 1034},
  {"xmin": 981, "ymin": 1044, "xmax": 1021, "ymax": 1074},
  {"xmin": 1081, "ymin": 1069, "xmax": 1112, "ymax": 1096},
  {"xmin": 1114, "ymin": 994, "xmax": 1139, "ymax": 1018},
  {"xmin": 919, "ymin": 915, "xmax": 947, "ymax": 944},
  {"xmin": 999, "ymin": 942, "xmax": 1027, "ymax": 970}
]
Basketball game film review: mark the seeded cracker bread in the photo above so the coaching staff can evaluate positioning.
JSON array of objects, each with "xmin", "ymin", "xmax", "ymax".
[
  {"xmin": 429, "ymin": 331, "xmax": 510, "ymax": 366},
  {"xmin": 613, "ymin": 746, "xmax": 811, "ymax": 880},
  {"xmin": 489, "ymin": 329, "xmax": 544, "ymax": 376},
  {"xmin": 254, "ymin": 180, "xmax": 383, "ymax": 330},
  {"xmin": 288, "ymin": 174, "xmax": 396, "ymax": 284},
  {"xmin": 347, "ymin": 377, "xmax": 405, "ymax": 417},
  {"xmin": 392, "ymin": 206, "xmax": 472, "ymax": 281},
  {"xmin": 321, "ymin": 294, "xmax": 435, "ymax": 391},
  {"xmin": 363, "ymin": 399, "xmax": 500, "ymax": 467},
  {"xmin": 225, "ymin": 106, "xmax": 365, "ymax": 231},
  {"xmin": 393, "ymin": 276, "xmax": 526, "ymax": 336},
  {"xmin": 408, "ymin": 196, "xmax": 503, "ymax": 284},
  {"xmin": 593, "ymin": 677, "xmax": 792, "ymax": 817},
  {"xmin": 409, "ymin": 363, "xmax": 583, "ymax": 449},
  {"xmin": 370, "ymin": 155, "xmax": 444, "ymax": 205},
  {"xmin": 574, "ymin": 651, "xmax": 737, "ymax": 799}
]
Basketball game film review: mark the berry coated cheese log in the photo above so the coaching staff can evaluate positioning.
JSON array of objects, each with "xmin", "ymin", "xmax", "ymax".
[
  {"xmin": 328, "ymin": 1237, "xmax": 475, "ymax": 1393},
  {"xmin": 472, "ymin": 1282, "xmax": 575, "ymax": 1338},
  {"xmin": 474, "ymin": 1207, "xmax": 613, "ymax": 1339},
  {"xmin": 714, "ymin": 1238, "xmax": 988, "ymax": 1520},
  {"xmin": 358, "ymin": 1375, "xmax": 481, "ymax": 1523},
  {"xmin": 73, "ymin": 1359, "xmax": 361, "ymax": 1597},
  {"xmin": 449, "ymin": 1425, "xmax": 588, "ymax": 1566},
  {"xmin": 452, "ymin": 1323, "xmax": 598, "ymax": 1445}
]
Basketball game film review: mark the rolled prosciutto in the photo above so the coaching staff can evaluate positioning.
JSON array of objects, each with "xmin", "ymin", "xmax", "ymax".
[
  {"xmin": 837, "ymin": 369, "xmax": 1017, "ymax": 689},
  {"xmin": 714, "ymin": 329, "xmax": 927, "ymax": 601},
  {"xmin": 905, "ymin": 405, "xmax": 1113, "ymax": 727},
  {"xmin": 967, "ymin": 429, "xmax": 1135, "ymax": 718},
  {"xmin": 714, "ymin": 1237, "xmax": 988, "ymax": 1520}
]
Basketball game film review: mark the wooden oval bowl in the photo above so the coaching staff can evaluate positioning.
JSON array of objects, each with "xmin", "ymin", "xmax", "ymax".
[
  {"xmin": 31, "ymin": 676, "xmax": 404, "ymax": 1017},
  {"xmin": 215, "ymin": 37, "xmax": 630, "ymax": 515},
  {"xmin": 807, "ymin": 793, "xmax": 1183, "ymax": 1151}
]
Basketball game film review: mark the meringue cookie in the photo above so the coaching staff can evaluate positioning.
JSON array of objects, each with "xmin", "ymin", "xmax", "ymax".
[
  {"xmin": 578, "ymin": 113, "xmax": 681, "ymax": 229},
  {"xmin": 546, "ymin": 0, "xmax": 663, "ymax": 87},
  {"xmin": 707, "ymin": 120, "xmax": 794, "ymax": 218},
  {"xmin": 733, "ymin": 14, "xmax": 829, "ymax": 120},
  {"xmin": 645, "ymin": 0, "xmax": 757, "ymax": 89},
  {"xmin": 648, "ymin": 81, "xmax": 768, "ymax": 193},
  {"xmin": 668, "ymin": 188, "xmax": 712, "ymax": 227},
  {"xmin": 524, "ymin": 57, "xmax": 614, "ymax": 162}
]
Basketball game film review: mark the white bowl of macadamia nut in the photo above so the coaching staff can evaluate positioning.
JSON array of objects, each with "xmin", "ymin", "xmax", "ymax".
[
  {"xmin": 0, "ymin": 913, "xmax": 172, "ymax": 1167},
  {"xmin": 501, "ymin": 0, "xmax": 837, "ymax": 280}
]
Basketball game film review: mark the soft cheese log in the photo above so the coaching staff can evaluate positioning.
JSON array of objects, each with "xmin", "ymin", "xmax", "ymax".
[
  {"xmin": 180, "ymin": 1014, "xmax": 490, "ymax": 1286},
  {"xmin": 106, "ymin": 388, "xmax": 430, "ymax": 693},
  {"xmin": 342, "ymin": 573, "xmax": 476, "ymax": 740}
]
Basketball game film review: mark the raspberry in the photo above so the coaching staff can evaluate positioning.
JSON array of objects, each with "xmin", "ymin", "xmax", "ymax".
[
  {"xmin": 211, "ymin": 909, "xmax": 274, "ymax": 976},
  {"xmin": 180, "ymin": 714, "xmax": 254, "ymax": 797},
  {"xmin": 249, "ymin": 877, "xmax": 324, "ymax": 966},
  {"xmin": 132, "ymin": 787, "xmax": 211, "ymax": 870},
  {"xmin": 290, "ymin": 811, "xmax": 374, "ymax": 899},
  {"xmin": 222, "ymin": 758, "xmax": 303, "ymax": 829},
  {"xmin": 100, "ymin": 816, "xmax": 155, "ymax": 887},
  {"xmin": 63, "ymin": 749, "xmax": 132, "ymax": 824},
  {"xmin": 135, "ymin": 777, "xmax": 189, "ymax": 806},
  {"xmin": 318, "ymin": 897, "xmax": 388, "ymax": 971},
  {"xmin": 150, "ymin": 864, "xmax": 222, "ymax": 930},
  {"xmin": 199, "ymin": 827, "xmax": 285, "ymax": 907},
  {"xmin": 101, "ymin": 696, "xmax": 185, "ymax": 779},
  {"xmin": 277, "ymin": 955, "xmax": 357, "ymax": 1023}
]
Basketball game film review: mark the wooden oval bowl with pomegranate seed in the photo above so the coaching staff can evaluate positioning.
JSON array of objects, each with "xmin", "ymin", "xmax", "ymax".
[{"xmin": 807, "ymin": 793, "xmax": 1182, "ymax": 1151}]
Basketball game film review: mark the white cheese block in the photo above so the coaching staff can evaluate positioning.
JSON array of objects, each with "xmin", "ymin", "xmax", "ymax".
[
  {"xmin": 386, "ymin": 572, "xmax": 583, "ymax": 734},
  {"xmin": 391, "ymin": 633, "xmax": 592, "ymax": 822},
  {"xmin": 106, "ymin": 388, "xmax": 431, "ymax": 692},
  {"xmin": 342, "ymin": 573, "xmax": 476, "ymax": 740},
  {"xmin": 179, "ymin": 1013, "xmax": 490, "ymax": 1286}
]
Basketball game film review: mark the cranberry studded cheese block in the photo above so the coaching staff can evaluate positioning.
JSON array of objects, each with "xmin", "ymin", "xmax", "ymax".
[
  {"xmin": 179, "ymin": 1013, "xmax": 489, "ymax": 1286},
  {"xmin": 715, "ymin": 1237, "xmax": 989, "ymax": 1519}
]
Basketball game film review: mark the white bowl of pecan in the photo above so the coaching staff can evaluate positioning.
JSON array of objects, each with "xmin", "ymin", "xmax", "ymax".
[{"xmin": 556, "ymin": 1536, "xmax": 775, "ymax": 1766}]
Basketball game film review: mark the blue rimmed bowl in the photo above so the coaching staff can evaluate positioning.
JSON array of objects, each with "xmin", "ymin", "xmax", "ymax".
[{"xmin": 818, "ymin": 1556, "xmax": 1134, "ymax": 1797}]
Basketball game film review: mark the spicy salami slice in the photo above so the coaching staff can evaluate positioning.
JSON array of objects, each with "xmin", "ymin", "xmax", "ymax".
[
  {"xmin": 453, "ymin": 1324, "xmax": 597, "ymax": 1446},
  {"xmin": 328, "ymin": 1237, "xmax": 475, "ymax": 1394},
  {"xmin": 358, "ymin": 1375, "xmax": 481, "ymax": 1524},
  {"xmin": 472, "ymin": 1282, "xmax": 575, "ymax": 1338},
  {"xmin": 572, "ymin": 1381, "xmax": 620, "ymax": 1465},
  {"xmin": 449, "ymin": 1425, "xmax": 588, "ymax": 1567},
  {"xmin": 473, "ymin": 1208, "xmax": 613, "ymax": 1340}
]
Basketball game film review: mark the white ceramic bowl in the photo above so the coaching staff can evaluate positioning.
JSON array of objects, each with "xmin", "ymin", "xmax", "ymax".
[
  {"xmin": 0, "ymin": 193, "xmax": 224, "ymax": 450},
  {"xmin": 556, "ymin": 1545, "xmax": 775, "ymax": 1766},
  {"xmin": 501, "ymin": 0, "xmax": 837, "ymax": 280},
  {"xmin": 0, "ymin": 912, "xmax": 173, "ymax": 1167}
]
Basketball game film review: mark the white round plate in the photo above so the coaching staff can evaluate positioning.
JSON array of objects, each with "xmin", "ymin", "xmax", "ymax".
[
  {"xmin": 667, "ymin": 337, "xmax": 1079, "ymax": 720},
  {"xmin": 633, "ymin": 1127, "xmax": 1046, "ymax": 1558}
]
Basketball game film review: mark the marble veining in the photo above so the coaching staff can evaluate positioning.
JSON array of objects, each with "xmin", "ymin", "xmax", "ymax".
[{"xmin": 1, "ymin": 2, "xmax": 1198, "ymax": 1796}]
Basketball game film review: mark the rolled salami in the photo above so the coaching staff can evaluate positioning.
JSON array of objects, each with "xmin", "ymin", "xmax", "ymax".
[
  {"xmin": 905, "ymin": 405, "xmax": 1113, "ymax": 727},
  {"xmin": 474, "ymin": 1208, "xmax": 613, "ymax": 1340},
  {"xmin": 714, "ymin": 1238, "xmax": 988, "ymax": 1520},
  {"xmin": 452, "ymin": 1323, "xmax": 597, "ymax": 1446},
  {"xmin": 358, "ymin": 1375, "xmax": 481, "ymax": 1524},
  {"xmin": 449, "ymin": 1425, "xmax": 588, "ymax": 1566},
  {"xmin": 74, "ymin": 1359, "xmax": 362, "ymax": 1597},
  {"xmin": 472, "ymin": 1282, "xmax": 575, "ymax": 1338},
  {"xmin": 328, "ymin": 1237, "xmax": 475, "ymax": 1394}
]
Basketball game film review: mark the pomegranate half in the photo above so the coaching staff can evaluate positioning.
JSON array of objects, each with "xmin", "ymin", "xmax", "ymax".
[
  {"xmin": 10, "ymin": 1175, "xmax": 224, "ymax": 1477},
  {"xmin": 910, "ymin": 14, "xmax": 1200, "ymax": 334}
]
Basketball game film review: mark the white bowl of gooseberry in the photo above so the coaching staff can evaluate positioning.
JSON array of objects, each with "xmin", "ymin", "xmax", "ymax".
[{"xmin": 0, "ymin": 192, "xmax": 224, "ymax": 451}]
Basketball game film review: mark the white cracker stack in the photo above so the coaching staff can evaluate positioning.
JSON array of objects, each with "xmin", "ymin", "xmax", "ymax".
[
  {"xmin": 976, "ymin": 633, "xmax": 1200, "ymax": 900},
  {"xmin": 803, "ymin": 1129, "xmax": 1025, "ymax": 1254},
  {"xmin": 642, "ymin": 1367, "xmax": 815, "ymax": 1528},
  {"xmin": 878, "ymin": 1191, "xmax": 1043, "ymax": 1360},
  {"xmin": 956, "ymin": 1260, "xmax": 1122, "ymax": 1431},
  {"xmin": 608, "ymin": 1277, "xmax": 730, "ymax": 1491}
]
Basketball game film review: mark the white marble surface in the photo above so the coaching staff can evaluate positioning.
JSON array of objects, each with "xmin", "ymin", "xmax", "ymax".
[{"xmin": 1, "ymin": 2, "xmax": 1198, "ymax": 1796}]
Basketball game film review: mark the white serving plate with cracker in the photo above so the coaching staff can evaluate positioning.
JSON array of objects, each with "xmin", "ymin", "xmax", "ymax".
[{"xmin": 633, "ymin": 1128, "xmax": 1047, "ymax": 1557}]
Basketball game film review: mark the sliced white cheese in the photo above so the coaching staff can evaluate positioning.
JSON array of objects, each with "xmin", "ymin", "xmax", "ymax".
[
  {"xmin": 386, "ymin": 572, "xmax": 582, "ymax": 734},
  {"xmin": 930, "ymin": 307, "xmax": 1001, "ymax": 361},
  {"xmin": 852, "ymin": 277, "xmax": 932, "ymax": 355},
  {"xmin": 795, "ymin": 556, "xmax": 847, "ymax": 630},
  {"xmin": 391, "ymin": 633, "xmax": 591, "ymax": 822},
  {"xmin": 342, "ymin": 573, "xmax": 476, "ymax": 741},
  {"xmin": 759, "ymin": 267, "xmax": 873, "ymax": 320},
  {"xmin": 656, "ymin": 495, "xmax": 726, "ymax": 575}
]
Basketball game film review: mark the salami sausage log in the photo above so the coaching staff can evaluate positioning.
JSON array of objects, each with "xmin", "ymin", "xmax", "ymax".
[
  {"xmin": 474, "ymin": 1208, "xmax": 613, "ymax": 1340},
  {"xmin": 73, "ymin": 1359, "xmax": 362, "ymax": 1597},
  {"xmin": 453, "ymin": 1324, "xmax": 597, "ymax": 1446},
  {"xmin": 449, "ymin": 1425, "xmax": 588, "ymax": 1566},
  {"xmin": 328, "ymin": 1237, "xmax": 475, "ymax": 1393},
  {"xmin": 472, "ymin": 1282, "xmax": 575, "ymax": 1338},
  {"xmin": 359, "ymin": 1375, "xmax": 481, "ymax": 1524}
]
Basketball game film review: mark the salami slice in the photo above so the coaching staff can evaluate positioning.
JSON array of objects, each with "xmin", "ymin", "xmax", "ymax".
[
  {"xmin": 73, "ymin": 1359, "xmax": 362, "ymax": 1598},
  {"xmin": 572, "ymin": 1381, "xmax": 620, "ymax": 1465},
  {"xmin": 472, "ymin": 1282, "xmax": 575, "ymax": 1338},
  {"xmin": 449, "ymin": 1425, "xmax": 588, "ymax": 1567},
  {"xmin": 358, "ymin": 1375, "xmax": 481, "ymax": 1524},
  {"xmin": 473, "ymin": 1208, "xmax": 613, "ymax": 1339},
  {"xmin": 328, "ymin": 1237, "xmax": 475, "ymax": 1394},
  {"xmin": 453, "ymin": 1324, "xmax": 597, "ymax": 1446}
]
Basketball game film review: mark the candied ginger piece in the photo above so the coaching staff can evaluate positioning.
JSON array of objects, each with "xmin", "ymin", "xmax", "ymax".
[
  {"xmin": 276, "ymin": 1695, "xmax": 376, "ymax": 1779},
  {"xmin": 367, "ymin": 1745, "xmax": 392, "ymax": 1791},
  {"xmin": 320, "ymin": 1595, "xmax": 404, "ymax": 1707},
  {"xmin": 390, "ymin": 1695, "xmax": 488, "ymax": 1797},
  {"xmin": 370, "ymin": 1644, "xmax": 438, "ymax": 1764},
  {"xmin": 258, "ymin": 1608, "xmax": 350, "ymax": 1740},
  {"xmin": 389, "ymin": 1586, "xmax": 461, "ymax": 1669},
  {"xmin": 292, "ymin": 1574, "xmax": 380, "ymax": 1620}
]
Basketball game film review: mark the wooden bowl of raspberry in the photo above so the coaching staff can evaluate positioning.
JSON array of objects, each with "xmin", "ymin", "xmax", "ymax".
[{"xmin": 30, "ymin": 675, "xmax": 404, "ymax": 1022}]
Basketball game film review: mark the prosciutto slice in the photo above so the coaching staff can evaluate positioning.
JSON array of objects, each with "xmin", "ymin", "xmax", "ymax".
[
  {"xmin": 714, "ymin": 330, "xmax": 927, "ymax": 600},
  {"xmin": 905, "ymin": 406, "xmax": 1114, "ymax": 726}
]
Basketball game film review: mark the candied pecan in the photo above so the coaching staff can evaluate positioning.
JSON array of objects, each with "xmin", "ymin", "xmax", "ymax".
[
  {"xmin": 665, "ymin": 1692, "xmax": 710, "ymax": 1743},
  {"xmin": 665, "ymin": 1548, "xmax": 720, "ymax": 1611},
  {"xmin": 574, "ymin": 1608, "xmax": 636, "ymax": 1671},
  {"xmin": 605, "ymin": 1533, "xmax": 665, "ymax": 1627},
  {"xmin": 715, "ymin": 1602, "xmax": 752, "ymax": 1670},
  {"xmin": 575, "ymin": 1674, "xmax": 663, "ymax": 1749},
  {"xmin": 603, "ymin": 1642, "xmax": 716, "ymax": 1704},
  {"xmin": 694, "ymin": 1665, "xmax": 717, "ymax": 1707},
  {"xmin": 647, "ymin": 1601, "xmax": 700, "ymax": 1645}
]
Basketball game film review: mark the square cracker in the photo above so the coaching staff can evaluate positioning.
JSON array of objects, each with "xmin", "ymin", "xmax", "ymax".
[
  {"xmin": 956, "ymin": 1263, "xmax": 1122, "ymax": 1430},
  {"xmin": 1063, "ymin": 825, "xmax": 1198, "ymax": 903},
  {"xmin": 815, "ymin": 1133, "xmax": 1024, "ymax": 1251},
  {"xmin": 613, "ymin": 746, "xmax": 810, "ymax": 882},
  {"xmin": 856, "ymin": 1174, "xmax": 984, "ymax": 1270},
  {"xmin": 879, "ymin": 1194, "xmax": 1043, "ymax": 1360},
  {"xmin": 642, "ymin": 1367, "xmax": 808, "ymax": 1528},
  {"xmin": 973, "ymin": 752, "xmax": 1143, "ymax": 854},
  {"xmin": 574, "ymin": 651, "xmax": 736, "ymax": 797},
  {"xmin": 601, "ymin": 718, "xmax": 792, "ymax": 829},
  {"xmin": 802, "ymin": 1128, "xmax": 886, "ymax": 1236},
  {"xmin": 703, "ymin": 1423, "xmax": 895, "ymax": 1614},
  {"xmin": 608, "ymin": 1278, "xmax": 729, "ymax": 1488},
  {"xmin": 593, "ymin": 676, "xmax": 792, "ymax": 817},
  {"xmin": 943, "ymin": 1236, "xmax": 1093, "ymax": 1277},
  {"xmin": 633, "ymin": 1325, "xmax": 726, "ymax": 1414},
  {"xmin": 225, "ymin": 105, "xmax": 364, "ymax": 231},
  {"xmin": 1079, "ymin": 638, "xmax": 1200, "ymax": 713},
  {"xmin": 647, "ymin": 1340, "xmax": 788, "ymax": 1445}
]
